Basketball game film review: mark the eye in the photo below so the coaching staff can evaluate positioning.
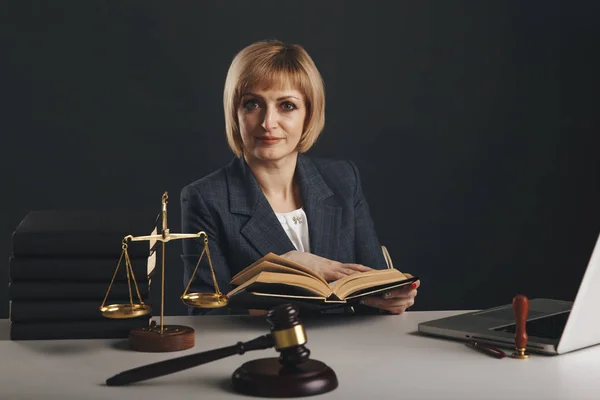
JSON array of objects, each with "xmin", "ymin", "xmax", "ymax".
[
  {"xmin": 281, "ymin": 101, "xmax": 297, "ymax": 111},
  {"xmin": 243, "ymin": 99, "xmax": 260, "ymax": 111}
]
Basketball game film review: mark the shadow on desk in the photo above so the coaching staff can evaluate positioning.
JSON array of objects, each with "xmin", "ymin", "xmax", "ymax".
[
  {"xmin": 194, "ymin": 312, "xmax": 385, "ymax": 332},
  {"xmin": 98, "ymin": 374, "xmax": 236, "ymax": 392},
  {"xmin": 0, "ymin": 326, "xmax": 8, "ymax": 341}
]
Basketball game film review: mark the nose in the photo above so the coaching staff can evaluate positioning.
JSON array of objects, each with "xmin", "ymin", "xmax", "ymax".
[{"xmin": 261, "ymin": 106, "xmax": 278, "ymax": 132}]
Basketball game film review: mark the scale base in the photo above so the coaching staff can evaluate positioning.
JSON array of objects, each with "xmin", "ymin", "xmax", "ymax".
[
  {"xmin": 231, "ymin": 358, "xmax": 338, "ymax": 398},
  {"xmin": 129, "ymin": 321, "xmax": 195, "ymax": 352}
]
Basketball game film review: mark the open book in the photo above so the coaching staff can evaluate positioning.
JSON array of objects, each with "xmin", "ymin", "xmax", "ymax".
[{"xmin": 226, "ymin": 253, "xmax": 418, "ymax": 310}]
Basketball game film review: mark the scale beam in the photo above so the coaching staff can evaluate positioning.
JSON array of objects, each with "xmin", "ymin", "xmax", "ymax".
[{"xmin": 127, "ymin": 233, "xmax": 202, "ymax": 243}]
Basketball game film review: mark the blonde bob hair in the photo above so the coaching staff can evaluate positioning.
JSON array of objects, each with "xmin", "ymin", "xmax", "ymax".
[{"xmin": 223, "ymin": 40, "xmax": 325, "ymax": 157}]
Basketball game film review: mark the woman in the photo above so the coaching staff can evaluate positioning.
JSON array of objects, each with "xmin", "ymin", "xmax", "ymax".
[{"xmin": 181, "ymin": 40, "xmax": 419, "ymax": 315}]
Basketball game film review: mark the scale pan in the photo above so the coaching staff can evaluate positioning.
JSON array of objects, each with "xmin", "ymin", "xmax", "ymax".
[
  {"xmin": 100, "ymin": 303, "xmax": 152, "ymax": 319},
  {"xmin": 181, "ymin": 293, "xmax": 229, "ymax": 308}
]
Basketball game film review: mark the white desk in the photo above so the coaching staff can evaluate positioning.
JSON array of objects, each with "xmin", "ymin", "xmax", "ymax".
[{"xmin": 1, "ymin": 311, "xmax": 599, "ymax": 400}]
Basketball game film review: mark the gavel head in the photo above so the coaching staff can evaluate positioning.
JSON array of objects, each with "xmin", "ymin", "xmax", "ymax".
[{"xmin": 266, "ymin": 304, "xmax": 311, "ymax": 367}]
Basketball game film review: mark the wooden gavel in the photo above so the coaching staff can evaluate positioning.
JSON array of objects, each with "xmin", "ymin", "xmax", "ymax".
[
  {"xmin": 105, "ymin": 304, "xmax": 338, "ymax": 397},
  {"xmin": 511, "ymin": 294, "xmax": 530, "ymax": 359},
  {"xmin": 105, "ymin": 304, "xmax": 310, "ymax": 386}
]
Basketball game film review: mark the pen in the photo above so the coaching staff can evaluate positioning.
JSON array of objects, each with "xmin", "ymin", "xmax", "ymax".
[{"xmin": 465, "ymin": 340, "xmax": 506, "ymax": 359}]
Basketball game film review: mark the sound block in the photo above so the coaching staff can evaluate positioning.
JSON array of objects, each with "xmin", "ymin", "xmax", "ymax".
[
  {"xmin": 232, "ymin": 358, "xmax": 338, "ymax": 398},
  {"xmin": 129, "ymin": 323, "xmax": 195, "ymax": 352}
]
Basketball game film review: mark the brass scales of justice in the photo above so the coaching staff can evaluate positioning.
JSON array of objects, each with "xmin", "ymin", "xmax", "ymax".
[{"xmin": 99, "ymin": 191, "xmax": 227, "ymax": 352}]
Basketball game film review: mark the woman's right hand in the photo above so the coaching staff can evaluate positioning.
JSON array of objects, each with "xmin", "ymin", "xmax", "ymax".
[{"xmin": 280, "ymin": 250, "xmax": 372, "ymax": 282}]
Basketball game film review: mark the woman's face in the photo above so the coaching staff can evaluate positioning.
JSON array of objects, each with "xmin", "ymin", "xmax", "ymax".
[{"xmin": 237, "ymin": 83, "xmax": 306, "ymax": 164}]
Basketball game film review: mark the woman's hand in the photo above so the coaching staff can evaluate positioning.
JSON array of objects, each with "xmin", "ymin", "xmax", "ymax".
[
  {"xmin": 360, "ymin": 274, "xmax": 420, "ymax": 314},
  {"xmin": 280, "ymin": 251, "xmax": 372, "ymax": 282}
]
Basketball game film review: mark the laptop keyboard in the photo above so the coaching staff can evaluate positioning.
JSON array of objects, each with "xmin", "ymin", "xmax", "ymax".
[{"xmin": 493, "ymin": 311, "xmax": 570, "ymax": 340}]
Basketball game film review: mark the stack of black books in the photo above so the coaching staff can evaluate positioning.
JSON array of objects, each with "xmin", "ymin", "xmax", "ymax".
[{"xmin": 8, "ymin": 210, "xmax": 159, "ymax": 340}]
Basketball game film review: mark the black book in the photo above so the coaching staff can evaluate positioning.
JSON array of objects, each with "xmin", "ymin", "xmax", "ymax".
[
  {"xmin": 227, "ymin": 290, "xmax": 348, "ymax": 314},
  {"xmin": 12, "ymin": 209, "xmax": 159, "ymax": 258},
  {"xmin": 8, "ymin": 281, "xmax": 149, "ymax": 301},
  {"xmin": 10, "ymin": 318, "xmax": 150, "ymax": 340},
  {"xmin": 8, "ymin": 253, "xmax": 156, "ymax": 282},
  {"xmin": 9, "ymin": 299, "xmax": 150, "ymax": 322}
]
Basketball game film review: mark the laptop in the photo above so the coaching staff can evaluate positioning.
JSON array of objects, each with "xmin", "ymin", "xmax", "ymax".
[{"xmin": 418, "ymin": 232, "xmax": 600, "ymax": 355}]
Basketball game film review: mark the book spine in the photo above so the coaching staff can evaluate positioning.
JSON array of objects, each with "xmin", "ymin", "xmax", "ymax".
[
  {"xmin": 8, "ymin": 256, "xmax": 149, "ymax": 282},
  {"xmin": 12, "ymin": 232, "xmax": 153, "ymax": 259},
  {"xmin": 9, "ymin": 318, "xmax": 150, "ymax": 340},
  {"xmin": 8, "ymin": 282, "xmax": 149, "ymax": 301},
  {"xmin": 9, "ymin": 299, "xmax": 149, "ymax": 322}
]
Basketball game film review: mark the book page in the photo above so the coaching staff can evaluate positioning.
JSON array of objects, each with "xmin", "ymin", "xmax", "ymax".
[
  {"xmin": 147, "ymin": 227, "xmax": 158, "ymax": 277},
  {"xmin": 230, "ymin": 253, "xmax": 327, "ymax": 286},
  {"xmin": 344, "ymin": 280, "xmax": 415, "ymax": 300},
  {"xmin": 230, "ymin": 261, "xmax": 318, "ymax": 287},
  {"xmin": 146, "ymin": 250, "xmax": 156, "ymax": 278},
  {"xmin": 331, "ymin": 269, "xmax": 408, "ymax": 299},
  {"xmin": 228, "ymin": 271, "xmax": 332, "ymax": 298}
]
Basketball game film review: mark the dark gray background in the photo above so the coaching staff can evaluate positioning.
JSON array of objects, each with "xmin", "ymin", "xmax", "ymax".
[{"xmin": 2, "ymin": 1, "xmax": 599, "ymax": 318}]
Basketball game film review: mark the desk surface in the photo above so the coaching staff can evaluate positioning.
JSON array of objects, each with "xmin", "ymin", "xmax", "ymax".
[{"xmin": 1, "ymin": 311, "xmax": 599, "ymax": 400}]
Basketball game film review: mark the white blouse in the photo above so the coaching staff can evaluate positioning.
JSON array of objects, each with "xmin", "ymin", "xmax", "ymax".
[{"xmin": 275, "ymin": 208, "xmax": 310, "ymax": 252}]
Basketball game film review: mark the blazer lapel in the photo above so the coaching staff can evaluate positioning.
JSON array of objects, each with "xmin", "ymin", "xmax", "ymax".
[
  {"xmin": 296, "ymin": 155, "xmax": 342, "ymax": 260},
  {"xmin": 226, "ymin": 157, "xmax": 296, "ymax": 257},
  {"xmin": 226, "ymin": 154, "xmax": 342, "ymax": 260}
]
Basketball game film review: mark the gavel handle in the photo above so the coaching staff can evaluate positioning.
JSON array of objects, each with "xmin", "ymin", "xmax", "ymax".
[{"xmin": 106, "ymin": 334, "xmax": 274, "ymax": 386}]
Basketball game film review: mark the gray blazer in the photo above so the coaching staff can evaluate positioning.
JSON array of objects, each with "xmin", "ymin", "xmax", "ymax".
[{"xmin": 180, "ymin": 153, "xmax": 387, "ymax": 314}]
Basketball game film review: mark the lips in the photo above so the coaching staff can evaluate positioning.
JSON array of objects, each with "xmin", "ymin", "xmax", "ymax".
[{"xmin": 256, "ymin": 136, "xmax": 283, "ymax": 145}]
